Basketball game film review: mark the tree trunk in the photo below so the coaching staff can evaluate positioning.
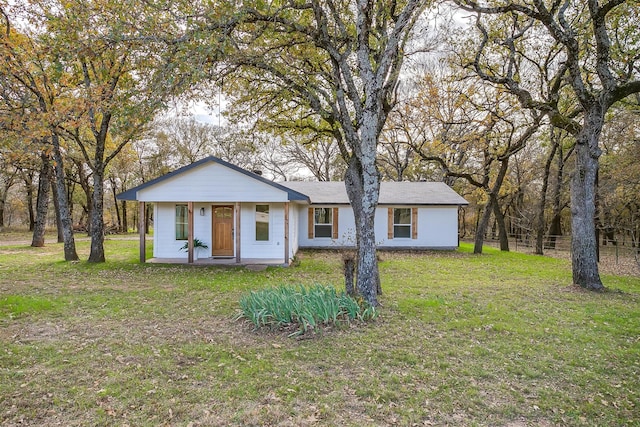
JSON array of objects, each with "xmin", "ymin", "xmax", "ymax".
[
  {"xmin": 88, "ymin": 164, "xmax": 106, "ymax": 263},
  {"xmin": 0, "ymin": 172, "xmax": 15, "ymax": 228},
  {"xmin": 133, "ymin": 205, "xmax": 138, "ymax": 233},
  {"xmin": 66, "ymin": 167, "xmax": 75, "ymax": 222},
  {"xmin": 76, "ymin": 164, "xmax": 93, "ymax": 235},
  {"xmin": 121, "ymin": 200, "xmax": 128, "ymax": 233},
  {"xmin": 603, "ymin": 227, "xmax": 615, "ymax": 246},
  {"xmin": 493, "ymin": 199, "xmax": 509, "ymax": 251},
  {"xmin": 145, "ymin": 203, "xmax": 151, "ymax": 234},
  {"xmin": 547, "ymin": 143, "xmax": 567, "ymax": 249},
  {"xmin": 594, "ymin": 169, "xmax": 600, "ymax": 262},
  {"xmin": 0, "ymin": 191, "xmax": 5, "ymax": 227},
  {"xmin": 474, "ymin": 157, "xmax": 511, "ymax": 254},
  {"xmin": 474, "ymin": 201, "xmax": 492, "ymax": 254},
  {"xmin": 344, "ymin": 155, "xmax": 380, "ymax": 307},
  {"xmin": 24, "ymin": 172, "xmax": 35, "ymax": 231},
  {"xmin": 493, "ymin": 158, "xmax": 510, "ymax": 251},
  {"xmin": 343, "ymin": 254, "xmax": 356, "ymax": 296},
  {"xmin": 570, "ymin": 108, "xmax": 604, "ymax": 290},
  {"xmin": 535, "ymin": 134, "xmax": 558, "ymax": 255},
  {"xmin": 459, "ymin": 207, "xmax": 467, "ymax": 238},
  {"xmin": 31, "ymin": 152, "xmax": 52, "ymax": 247},
  {"xmin": 110, "ymin": 177, "xmax": 122, "ymax": 232},
  {"xmin": 51, "ymin": 176, "xmax": 64, "ymax": 243},
  {"xmin": 51, "ymin": 133, "xmax": 79, "ymax": 261}
]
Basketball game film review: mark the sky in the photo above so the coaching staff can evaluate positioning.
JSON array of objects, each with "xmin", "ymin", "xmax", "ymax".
[{"xmin": 190, "ymin": 101, "xmax": 225, "ymax": 126}]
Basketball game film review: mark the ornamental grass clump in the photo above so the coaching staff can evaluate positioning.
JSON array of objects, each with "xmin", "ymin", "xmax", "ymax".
[{"xmin": 238, "ymin": 284, "xmax": 376, "ymax": 336}]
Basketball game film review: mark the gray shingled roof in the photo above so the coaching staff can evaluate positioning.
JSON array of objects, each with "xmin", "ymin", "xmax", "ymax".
[
  {"xmin": 116, "ymin": 155, "xmax": 467, "ymax": 205},
  {"xmin": 281, "ymin": 181, "xmax": 468, "ymax": 205}
]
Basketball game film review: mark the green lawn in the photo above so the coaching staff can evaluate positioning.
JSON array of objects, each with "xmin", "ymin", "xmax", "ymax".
[{"xmin": 0, "ymin": 237, "xmax": 638, "ymax": 426}]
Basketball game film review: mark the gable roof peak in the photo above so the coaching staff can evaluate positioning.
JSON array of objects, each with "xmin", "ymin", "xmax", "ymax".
[{"xmin": 117, "ymin": 155, "xmax": 309, "ymax": 201}]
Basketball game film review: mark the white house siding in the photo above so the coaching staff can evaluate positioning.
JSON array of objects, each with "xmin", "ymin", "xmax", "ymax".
[
  {"xmin": 154, "ymin": 202, "xmax": 460, "ymax": 259},
  {"xmin": 422, "ymin": 206, "xmax": 460, "ymax": 248},
  {"xmin": 296, "ymin": 205, "xmax": 355, "ymax": 248},
  {"xmin": 137, "ymin": 162, "xmax": 289, "ymax": 203},
  {"xmin": 289, "ymin": 204, "xmax": 300, "ymax": 259},
  {"xmin": 239, "ymin": 203, "xmax": 289, "ymax": 260},
  {"xmin": 296, "ymin": 205, "xmax": 460, "ymax": 249},
  {"xmin": 375, "ymin": 206, "xmax": 460, "ymax": 249}
]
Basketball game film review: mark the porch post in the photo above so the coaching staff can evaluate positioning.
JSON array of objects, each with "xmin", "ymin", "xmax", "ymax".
[
  {"xmin": 188, "ymin": 202, "xmax": 194, "ymax": 264},
  {"xmin": 139, "ymin": 202, "xmax": 146, "ymax": 263},
  {"xmin": 235, "ymin": 202, "xmax": 241, "ymax": 263},
  {"xmin": 284, "ymin": 202, "xmax": 290, "ymax": 265}
]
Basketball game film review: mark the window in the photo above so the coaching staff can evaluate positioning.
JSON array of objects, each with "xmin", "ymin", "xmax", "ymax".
[
  {"xmin": 175, "ymin": 204, "xmax": 188, "ymax": 240},
  {"xmin": 393, "ymin": 208, "xmax": 411, "ymax": 238},
  {"xmin": 255, "ymin": 204, "xmax": 270, "ymax": 241},
  {"xmin": 314, "ymin": 208, "xmax": 333, "ymax": 238},
  {"xmin": 214, "ymin": 206, "xmax": 233, "ymax": 220}
]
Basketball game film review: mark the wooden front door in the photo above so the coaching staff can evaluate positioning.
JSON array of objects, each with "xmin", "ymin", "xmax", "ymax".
[{"xmin": 212, "ymin": 205, "xmax": 234, "ymax": 256}]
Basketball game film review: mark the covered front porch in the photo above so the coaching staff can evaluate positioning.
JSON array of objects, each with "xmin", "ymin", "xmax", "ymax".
[{"xmin": 136, "ymin": 200, "xmax": 293, "ymax": 265}]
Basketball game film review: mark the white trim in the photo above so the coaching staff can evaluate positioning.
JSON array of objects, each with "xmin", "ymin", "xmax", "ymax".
[
  {"xmin": 313, "ymin": 207, "xmax": 333, "ymax": 239},
  {"xmin": 392, "ymin": 207, "xmax": 412, "ymax": 239},
  {"xmin": 254, "ymin": 203, "xmax": 271, "ymax": 243},
  {"xmin": 175, "ymin": 203, "xmax": 188, "ymax": 241}
]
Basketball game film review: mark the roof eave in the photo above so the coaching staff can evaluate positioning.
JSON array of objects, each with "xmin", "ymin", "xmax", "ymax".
[{"xmin": 116, "ymin": 189, "xmax": 138, "ymax": 201}]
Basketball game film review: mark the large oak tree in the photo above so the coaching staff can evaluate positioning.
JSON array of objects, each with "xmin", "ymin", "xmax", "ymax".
[
  {"xmin": 197, "ymin": 0, "xmax": 429, "ymax": 305},
  {"xmin": 0, "ymin": 9, "xmax": 79, "ymax": 260},
  {"xmin": 3, "ymin": 0, "xmax": 195, "ymax": 262},
  {"xmin": 453, "ymin": 0, "xmax": 640, "ymax": 290}
]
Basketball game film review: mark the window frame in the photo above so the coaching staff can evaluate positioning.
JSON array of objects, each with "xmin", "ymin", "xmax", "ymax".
[
  {"xmin": 314, "ymin": 207, "xmax": 333, "ymax": 238},
  {"xmin": 393, "ymin": 207, "xmax": 412, "ymax": 239},
  {"xmin": 255, "ymin": 204, "xmax": 270, "ymax": 242},
  {"xmin": 175, "ymin": 204, "xmax": 188, "ymax": 241}
]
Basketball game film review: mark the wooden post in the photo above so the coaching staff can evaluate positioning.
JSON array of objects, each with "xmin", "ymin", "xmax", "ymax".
[
  {"xmin": 235, "ymin": 202, "xmax": 241, "ymax": 263},
  {"xmin": 412, "ymin": 207, "xmax": 418, "ymax": 239},
  {"xmin": 284, "ymin": 202, "xmax": 290, "ymax": 265},
  {"xmin": 139, "ymin": 202, "xmax": 146, "ymax": 263},
  {"xmin": 188, "ymin": 202, "xmax": 194, "ymax": 264}
]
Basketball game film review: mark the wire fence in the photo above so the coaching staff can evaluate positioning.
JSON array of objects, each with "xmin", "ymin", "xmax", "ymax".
[{"xmin": 476, "ymin": 234, "xmax": 640, "ymax": 275}]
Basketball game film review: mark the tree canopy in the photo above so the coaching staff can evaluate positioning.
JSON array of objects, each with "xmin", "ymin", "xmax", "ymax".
[
  {"xmin": 1, "ymin": 0, "xmax": 638, "ymax": 295},
  {"xmin": 192, "ymin": 0, "xmax": 430, "ymax": 305},
  {"xmin": 452, "ymin": 0, "xmax": 640, "ymax": 289}
]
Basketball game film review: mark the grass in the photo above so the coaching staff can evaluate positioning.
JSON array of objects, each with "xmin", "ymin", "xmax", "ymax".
[
  {"xmin": 0, "ymin": 295, "xmax": 62, "ymax": 318},
  {"xmin": 0, "ymin": 234, "xmax": 638, "ymax": 426}
]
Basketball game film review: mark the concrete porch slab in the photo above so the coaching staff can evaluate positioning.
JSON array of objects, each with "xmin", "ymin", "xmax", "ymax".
[{"xmin": 146, "ymin": 257, "xmax": 287, "ymax": 267}]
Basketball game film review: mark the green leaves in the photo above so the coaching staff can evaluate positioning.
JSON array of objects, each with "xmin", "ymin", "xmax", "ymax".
[
  {"xmin": 179, "ymin": 238, "xmax": 209, "ymax": 252},
  {"xmin": 238, "ymin": 284, "xmax": 377, "ymax": 336}
]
